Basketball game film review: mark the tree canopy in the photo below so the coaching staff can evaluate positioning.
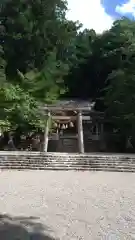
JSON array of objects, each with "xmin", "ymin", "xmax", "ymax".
[
  {"xmin": 0, "ymin": 0, "xmax": 78, "ymax": 131},
  {"xmin": 1, "ymin": 0, "xmax": 135, "ymax": 146}
]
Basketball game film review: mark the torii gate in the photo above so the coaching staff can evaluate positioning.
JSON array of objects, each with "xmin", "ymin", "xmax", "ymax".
[{"xmin": 41, "ymin": 100, "xmax": 95, "ymax": 153}]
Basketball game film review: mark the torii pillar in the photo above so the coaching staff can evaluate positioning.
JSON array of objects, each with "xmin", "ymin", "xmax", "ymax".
[
  {"xmin": 77, "ymin": 111, "xmax": 84, "ymax": 153},
  {"xmin": 44, "ymin": 111, "xmax": 50, "ymax": 152}
]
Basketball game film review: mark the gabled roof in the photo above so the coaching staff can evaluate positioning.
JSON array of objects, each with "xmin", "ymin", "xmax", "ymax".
[{"xmin": 43, "ymin": 99, "xmax": 95, "ymax": 111}]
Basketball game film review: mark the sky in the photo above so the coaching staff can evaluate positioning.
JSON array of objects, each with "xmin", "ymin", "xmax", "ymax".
[{"xmin": 66, "ymin": 0, "xmax": 135, "ymax": 33}]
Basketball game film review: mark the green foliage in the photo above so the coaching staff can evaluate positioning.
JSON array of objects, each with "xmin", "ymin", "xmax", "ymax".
[
  {"xmin": 64, "ymin": 28, "xmax": 96, "ymax": 98},
  {"xmin": 0, "ymin": 0, "xmax": 77, "ymax": 76},
  {"xmin": 64, "ymin": 17, "xmax": 135, "ymax": 140},
  {"xmin": 103, "ymin": 19, "xmax": 135, "ymax": 136},
  {"xmin": 27, "ymin": 51, "xmax": 69, "ymax": 102},
  {"xmin": 104, "ymin": 69, "xmax": 135, "ymax": 136},
  {"xmin": 0, "ymin": 0, "xmax": 78, "ymax": 131},
  {"xmin": 1, "ymin": 0, "xmax": 135, "ymax": 144},
  {"xmin": 65, "ymin": 18, "xmax": 135, "ymax": 101},
  {"xmin": 0, "ymin": 82, "xmax": 39, "ymax": 129},
  {"xmin": 0, "ymin": 49, "xmax": 69, "ymax": 131},
  {"xmin": 0, "ymin": 46, "xmax": 6, "ymax": 82}
]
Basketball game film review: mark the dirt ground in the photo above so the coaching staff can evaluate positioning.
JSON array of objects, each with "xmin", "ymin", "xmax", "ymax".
[{"xmin": 0, "ymin": 170, "xmax": 135, "ymax": 239}]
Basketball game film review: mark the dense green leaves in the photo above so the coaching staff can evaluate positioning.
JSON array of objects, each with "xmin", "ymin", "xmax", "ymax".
[
  {"xmin": 103, "ymin": 19, "xmax": 135, "ymax": 137},
  {"xmin": 1, "ymin": 0, "xmax": 135, "ymax": 143},
  {"xmin": 0, "ymin": 0, "xmax": 75, "ymax": 75},
  {"xmin": 65, "ymin": 17, "xmax": 135, "ymax": 140},
  {"xmin": 0, "ymin": 0, "xmax": 77, "ymax": 131}
]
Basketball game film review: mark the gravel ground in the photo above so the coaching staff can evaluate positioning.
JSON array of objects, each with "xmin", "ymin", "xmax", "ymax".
[{"xmin": 0, "ymin": 170, "xmax": 135, "ymax": 239}]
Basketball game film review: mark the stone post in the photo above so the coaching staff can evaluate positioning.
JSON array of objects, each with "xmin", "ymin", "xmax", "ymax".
[
  {"xmin": 101, "ymin": 123, "xmax": 104, "ymax": 136},
  {"xmin": 43, "ymin": 111, "xmax": 50, "ymax": 152},
  {"xmin": 77, "ymin": 111, "xmax": 84, "ymax": 153},
  {"xmin": 96, "ymin": 122, "xmax": 99, "ymax": 136}
]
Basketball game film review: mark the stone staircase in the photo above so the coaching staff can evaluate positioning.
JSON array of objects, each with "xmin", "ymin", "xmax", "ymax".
[{"xmin": 0, "ymin": 151, "xmax": 135, "ymax": 172}]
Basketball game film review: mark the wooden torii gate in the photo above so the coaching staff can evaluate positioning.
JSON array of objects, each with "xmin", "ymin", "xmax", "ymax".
[{"xmin": 41, "ymin": 100, "xmax": 95, "ymax": 153}]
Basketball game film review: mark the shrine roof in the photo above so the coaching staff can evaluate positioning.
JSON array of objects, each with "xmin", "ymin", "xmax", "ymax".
[{"xmin": 42, "ymin": 99, "xmax": 95, "ymax": 111}]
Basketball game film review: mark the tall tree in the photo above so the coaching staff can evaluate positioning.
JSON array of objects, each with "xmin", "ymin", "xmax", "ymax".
[
  {"xmin": 65, "ymin": 18, "xmax": 135, "ymax": 106},
  {"xmin": 64, "ymin": 28, "xmax": 96, "ymax": 99},
  {"xmin": 0, "ymin": 0, "xmax": 79, "ymax": 131},
  {"xmin": 0, "ymin": 0, "xmax": 78, "ymax": 77}
]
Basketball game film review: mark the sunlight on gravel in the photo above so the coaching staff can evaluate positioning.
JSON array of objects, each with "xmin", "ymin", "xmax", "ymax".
[{"xmin": 0, "ymin": 170, "xmax": 135, "ymax": 239}]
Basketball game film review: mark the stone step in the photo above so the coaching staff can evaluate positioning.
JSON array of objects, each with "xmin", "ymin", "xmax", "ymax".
[
  {"xmin": 0, "ymin": 161, "xmax": 135, "ymax": 165},
  {"xmin": 0, "ymin": 160, "xmax": 134, "ymax": 165},
  {"xmin": 1, "ymin": 160, "xmax": 135, "ymax": 165},
  {"xmin": 1, "ymin": 154, "xmax": 135, "ymax": 157},
  {"xmin": 0, "ymin": 161, "xmax": 135, "ymax": 166},
  {"xmin": 1, "ymin": 156, "xmax": 135, "ymax": 161},
  {"xmin": 0, "ymin": 159, "xmax": 132, "ymax": 163},
  {"xmin": 2, "ymin": 155, "xmax": 135, "ymax": 158},
  {"xmin": 0, "ymin": 163, "xmax": 135, "ymax": 169},
  {"xmin": 1, "ymin": 153, "xmax": 135, "ymax": 159},
  {"xmin": 0, "ymin": 166, "xmax": 135, "ymax": 172},
  {"xmin": 0, "ymin": 159, "xmax": 134, "ymax": 162},
  {"xmin": 1, "ymin": 152, "xmax": 135, "ymax": 172},
  {"xmin": 1, "ymin": 157, "xmax": 135, "ymax": 162}
]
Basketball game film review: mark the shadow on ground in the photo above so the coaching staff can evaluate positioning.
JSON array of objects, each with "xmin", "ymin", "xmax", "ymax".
[{"xmin": 0, "ymin": 214, "xmax": 56, "ymax": 240}]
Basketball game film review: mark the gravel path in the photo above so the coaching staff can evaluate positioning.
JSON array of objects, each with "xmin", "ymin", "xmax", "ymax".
[{"xmin": 0, "ymin": 170, "xmax": 135, "ymax": 239}]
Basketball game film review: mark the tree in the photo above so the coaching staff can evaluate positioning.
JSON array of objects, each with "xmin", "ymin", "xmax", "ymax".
[
  {"xmin": 64, "ymin": 28, "xmax": 96, "ymax": 98},
  {"xmin": 65, "ymin": 18, "xmax": 135, "ymax": 109},
  {"xmin": 104, "ymin": 69, "xmax": 135, "ymax": 136},
  {"xmin": 102, "ymin": 18, "xmax": 135, "ymax": 148},
  {"xmin": 0, "ymin": 45, "xmax": 11, "ymax": 131},
  {"xmin": 0, "ymin": 50, "xmax": 69, "ymax": 132},
  {"xmin": 0, "ymin": 0, "xmax": 79, "ymax": 132},
  {"xmin": 0, "ymin": 0, "xmax": 78, "ymax": 78}
]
